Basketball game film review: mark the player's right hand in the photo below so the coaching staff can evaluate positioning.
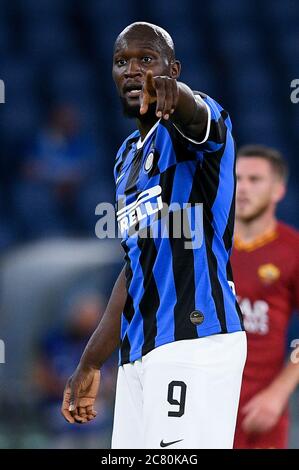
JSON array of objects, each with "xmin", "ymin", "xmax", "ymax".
[
  {"xmin": 61, "ymin": 367, "xmax": 100, "ymax": 424},
  {"xmin": 140, "ymin": 70, "xmax": 179, "ymax": 120}
]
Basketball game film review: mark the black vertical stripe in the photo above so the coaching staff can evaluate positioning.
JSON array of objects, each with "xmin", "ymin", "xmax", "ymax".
[
  {"xmin": 120, "ymin": 333, "xmax": 131, "ymax": 365},
  {"xmin": 122, "ymin": 241, "xmax": 135, "ymax": 323},
  {"xmin": 208, "ymin": 113, "xmax": 227, "ymax": 144},
  {"xmin": 223, "ymin": 199, "xmax": 235, "ymax": 252},
  {"xmin": 137, "ymin": 232, "xmax": 160, "ymax": 356},
  {"xmin": 223, "ymin": 138, "xmax": 237, "ymax": 253},
  {"xmin": 226, "ymin": 261, "xmax": 244, "ymax": 329},
  {"xmin": 124, "ymin": 147, "xmax": 143, "ymax": 195},
  {"xmin": 124, "ymin": 137, "xmax": 159, "ymax": 194},
  {"xmin": 235, "ymin": 299, "xmax": 245, "ymax": 331},
  {"xmin": 159, "ymin": 164, "xmax": 176, "ymax": 206},
  {"xmin": 189, "ymin": 142, "xmax": 228, "ymax": 332},
  {"xmin": 188, "ymin": 162, "xmax": 203, "ymax": 204},
  {"xmin": 203, "ymin": 218, "xmax": 227, "ymax": 333},
  {"xmin": 115, "ymin": 137, "xmax": 138, "ymax": 183},
  {"xmin": 223, "ymin": 140, "xmax": 244, "ymax": 329},
  {"xmin": 120, "ymin": 241, "xmax": 135, "ymax": 363},
  {"xmin": 168, "ymin": 211, "xmax": 198, "ymax": 341}
]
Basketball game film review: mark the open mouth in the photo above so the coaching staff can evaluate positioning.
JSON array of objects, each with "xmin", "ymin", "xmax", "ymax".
[{"xmin": 123, "ymin": 83, "xmax": 143, "ymax": 98}]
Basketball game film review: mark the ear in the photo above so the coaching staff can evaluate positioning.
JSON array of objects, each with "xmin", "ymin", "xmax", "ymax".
[
  {"xmin": 272, "ymin": 181, "xmax": 286, "ymax": 204},
  {"xmin": 171, "ymin": 60, "xmax": 181, "ymax": 79}
]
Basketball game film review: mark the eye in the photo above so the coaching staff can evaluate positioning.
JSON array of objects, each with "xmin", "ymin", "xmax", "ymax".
[
  {"xmin": 142, "ymin": 56, "xmax": 152, "ymax": 63},
  {"xmin": 249, "ymin": 176, "xmax": 261, "ymax": 183},
  {"xmin": 116, "ymin": 58, "xmax": 127, "ymax": 66}
]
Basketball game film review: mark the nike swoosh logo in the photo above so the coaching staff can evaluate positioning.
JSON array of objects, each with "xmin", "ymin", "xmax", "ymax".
[
  {"xmin": 116, "ymin": 172, "xmax": 125, "ymax": 185},
  {"xmin": 160, "ymin": 439, "xmax": 183, "ymax": 448}
]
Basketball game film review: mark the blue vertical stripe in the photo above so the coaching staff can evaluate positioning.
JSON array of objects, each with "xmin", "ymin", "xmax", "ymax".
[
  {"xmin": 123, "ymin": 236, "xmax": 145, "ymax": 361},
  {"xmin": 152, "ymin": 223, "xmax": 177, "ymax": 346},
  {"xmin": 186, "ymin": 204, "xmax": 221, "ymax": 334},
  {"xmin": 156, "ymin": 126, "xmax": 177, "ymax": 173},
  {"xmin": 210, "ymin": 131, "xmax": 240, "ymax": 328}
]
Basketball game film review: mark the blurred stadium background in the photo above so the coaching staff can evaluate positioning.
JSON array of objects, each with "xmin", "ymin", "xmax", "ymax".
[{"xmin": 0, "ymin": 0, "xmax": 298, "ymax": 448}]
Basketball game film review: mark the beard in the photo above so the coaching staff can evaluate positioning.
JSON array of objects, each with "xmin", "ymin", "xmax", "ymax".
[
  {"xmin": 120, "ymin": 96, "xmax": 140, "ymax": 118},
  {"xmin": 120, "ymin": 97, "xmax": 157, "ymax": 119},
  {"xmin": 236, "ymin": 199, "xmax": 270, "ymax": 223}
]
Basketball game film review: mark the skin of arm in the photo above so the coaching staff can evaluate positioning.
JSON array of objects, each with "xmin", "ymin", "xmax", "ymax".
[
  {"xmin": 79, "ymin": 265, "xmax": 127, "ymax": 370},
  {"xmin": 61, "ymin": 265, "xmax": 127, "ymax": 423},
  {"xmin": 241, "ymin": 359, "xmax": 299, "ymax": 434}
]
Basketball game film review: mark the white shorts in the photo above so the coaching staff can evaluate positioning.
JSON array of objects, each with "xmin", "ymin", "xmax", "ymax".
[{"xmin": 111, "ymin": 331, "xmax": 247, "ymax": 449}]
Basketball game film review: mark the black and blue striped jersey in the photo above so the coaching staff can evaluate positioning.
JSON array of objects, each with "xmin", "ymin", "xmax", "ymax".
[{"xmin": 114, "ymin": 92, "xmax": 244, "ymax": 365}]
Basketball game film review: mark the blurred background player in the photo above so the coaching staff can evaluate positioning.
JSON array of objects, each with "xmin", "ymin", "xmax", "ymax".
[{"xmin": 232, "ymin": 145, "xmax": 299, "ymax": 449}]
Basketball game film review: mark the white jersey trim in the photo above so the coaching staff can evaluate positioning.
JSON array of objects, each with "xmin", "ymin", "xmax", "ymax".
[
  {"xmin": 173, "ymin": 95, "xmax": 211, "ymax": 145},
  {"xmin": 136, "ymin": 119, "xmax": 161, "ymax": 150}
]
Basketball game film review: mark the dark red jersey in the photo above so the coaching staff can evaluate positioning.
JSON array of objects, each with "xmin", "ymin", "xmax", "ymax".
[{"xmin": 231, "ymin": 222, "xmax": 299, "ymax": 448}]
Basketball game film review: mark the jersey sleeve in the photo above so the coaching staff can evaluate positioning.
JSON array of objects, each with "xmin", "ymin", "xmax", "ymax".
[{"xmin": 173, "ymin": 93, "xmax": 232, "ymax": 155}]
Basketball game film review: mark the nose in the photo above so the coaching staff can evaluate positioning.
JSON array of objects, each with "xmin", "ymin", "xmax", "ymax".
[
  {"xmin": 236, "ymin": 178, "xmax": 250, "ymax": 196},
  {"xmin": 236, "ymin": 179, "xmax": 245, "ymax": 191},
  {"xmin": 124, "ymin": 59, "xmax": 142, "ymax": 78}
]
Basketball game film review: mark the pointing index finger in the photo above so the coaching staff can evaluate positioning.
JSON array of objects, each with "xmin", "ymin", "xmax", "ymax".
[
  {"xmin": 140, "ymin": 70, "xmax": 156, "ymax": 115},
  {"xmin": 144, "ymin": 70, "xmax": 155, "ymax": 93}
]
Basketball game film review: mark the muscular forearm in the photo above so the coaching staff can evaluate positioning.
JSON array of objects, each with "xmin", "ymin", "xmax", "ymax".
[
  {"xmin": 79, "ymin": 265, "xmax": 127, "ymax": 370},
  {"xmin": 171, "ymin": 82, "xmax": 208, "ymax": 141}
]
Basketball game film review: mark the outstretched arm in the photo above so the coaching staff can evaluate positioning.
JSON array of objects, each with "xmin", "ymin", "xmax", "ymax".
[{"xmin": 140, "ymin": 70, "xmax": 209, "ymax": 142}]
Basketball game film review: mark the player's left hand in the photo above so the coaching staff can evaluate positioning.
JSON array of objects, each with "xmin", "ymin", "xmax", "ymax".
[
  {"xmin": 61, "ymin": 367, "xmax": 100, "ymax": 424},
  {"xmin": 241, "ymin": 385, "xmax": 288, "ymax": 434},
  {"xmin": 140, "ymin": 70, "xmax": 179, "ymax": 120}
]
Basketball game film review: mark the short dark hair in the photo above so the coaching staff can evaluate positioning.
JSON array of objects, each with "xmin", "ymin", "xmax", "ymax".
[
  {"xmin": 237, "ymin": 144, "xmax": 288, "ymax": 182},
  {"xmin": 114, "ymin": 22, "xmax": 176, "ymax": 63}
]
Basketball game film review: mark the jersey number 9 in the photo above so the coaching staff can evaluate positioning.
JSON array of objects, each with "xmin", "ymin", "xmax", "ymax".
[{"xmin": 167, "ymin": 381, "xmax": 187, "ymax": 417}]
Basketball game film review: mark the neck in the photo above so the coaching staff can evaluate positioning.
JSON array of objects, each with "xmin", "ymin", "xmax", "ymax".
[
  {"xmin": 136, "ymin": 113, "xmax": 158, "ymax": 140},
  {"xmin": 235, "ymin": 210, "xmax": 277, "ymax": 243}
]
